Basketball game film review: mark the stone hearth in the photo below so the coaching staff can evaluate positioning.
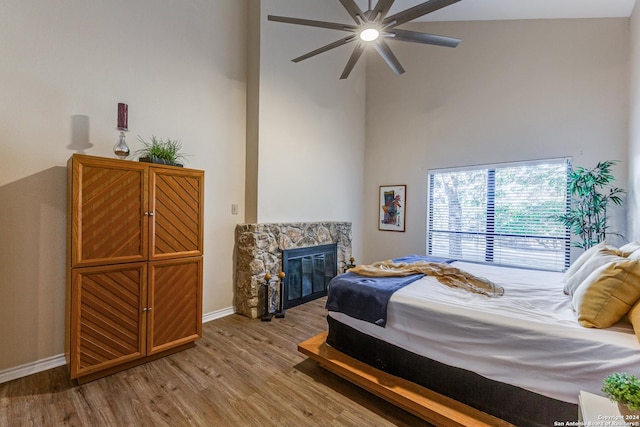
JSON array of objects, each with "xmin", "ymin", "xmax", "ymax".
[{"xmin": 234, "ymin": 222, "xmax": 352, "ymax": 318}]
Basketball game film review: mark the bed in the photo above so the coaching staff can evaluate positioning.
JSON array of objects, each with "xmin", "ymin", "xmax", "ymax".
[{"xmin": 310, "ymin": 247, "xmax": 640, "ymax": 427}]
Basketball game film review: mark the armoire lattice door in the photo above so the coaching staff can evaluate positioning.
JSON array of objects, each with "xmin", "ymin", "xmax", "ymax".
[
  {"xmin": 147, "ymin": 257, "xmax": 202, "ymax": 355},
  {"xmin": 66, "ymin": 154, "xmax": 204, "ymax": 383},
  {"xmin": 149, "ymin": 168, "xmax": 204, "ymax": 260},
  {"xmin": 70, "ymin": 263, "xmax": 147, "ymax": 379},
  {"xmin": 70, "ymin": 159, "xmax": 147, "ymax": 267}
]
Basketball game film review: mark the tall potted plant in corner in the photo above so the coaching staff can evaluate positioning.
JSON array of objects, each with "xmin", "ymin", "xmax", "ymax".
[{"xmin": 556, "ymin": 160, "xmax": 625, "ymax": 249}]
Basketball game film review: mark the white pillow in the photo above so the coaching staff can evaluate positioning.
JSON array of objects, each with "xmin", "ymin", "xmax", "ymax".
[
  {"xmin": 564, "ymin": 246, "xmax": 623, "ymax": 295},
  {"xmin": 628, "ymin": 249, "xmax": 640, "ymax": 260},
  {"xmin": 563, "ymin": 242, "xmax": 616, "ymax": 284},
  {"xmin": 620, "ymin": 242, "xmax": 640, "ymax": 256}
]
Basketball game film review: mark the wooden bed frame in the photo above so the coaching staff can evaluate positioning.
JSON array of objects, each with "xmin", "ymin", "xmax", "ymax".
[{"xmin": 298, "ymin": 331, "xmax": 514, "ymax": 427}]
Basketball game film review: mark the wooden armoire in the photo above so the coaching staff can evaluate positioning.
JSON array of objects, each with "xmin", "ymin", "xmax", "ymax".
[{"xmin": 65, "ymin": 154, "xmax": 204, "ymax": 383}]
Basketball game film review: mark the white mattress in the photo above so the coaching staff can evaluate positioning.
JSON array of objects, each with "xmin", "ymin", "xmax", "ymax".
[{"xmin": 328, "ymin": 261, "xmax": 640, "ymax": 404}]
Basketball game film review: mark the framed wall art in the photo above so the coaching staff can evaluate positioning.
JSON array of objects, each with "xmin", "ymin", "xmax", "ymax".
[{"xmin": 379, "ymin": 185, "xmax": 406, "ymax": 232}]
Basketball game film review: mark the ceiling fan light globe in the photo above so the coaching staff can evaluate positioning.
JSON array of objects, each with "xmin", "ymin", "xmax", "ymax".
[{"xmin": 359, "ymin": 28, "xmax": 380, "ymax": 42}]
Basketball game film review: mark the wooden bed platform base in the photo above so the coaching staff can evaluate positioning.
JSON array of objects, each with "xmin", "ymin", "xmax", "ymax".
[{"xmin": 298, "ymin": 331, "xmax": 515, "ymax": 427}]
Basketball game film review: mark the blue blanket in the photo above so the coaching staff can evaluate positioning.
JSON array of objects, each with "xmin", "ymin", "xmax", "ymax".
[{"xmin": 325, "ymin": 255, "xmax": 455, "ymax": 327}]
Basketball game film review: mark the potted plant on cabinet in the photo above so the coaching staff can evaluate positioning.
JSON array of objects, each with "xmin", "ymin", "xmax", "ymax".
[
  {"xmin": 555, "ymin": 160, "xmax": 625, "ymax": 249},
  {"xmin": 135, "ymin": 135, "xmax": 186, "ymax": 167},
  {"xmin": 602, "ymin": 372, "xmax": 640, "ymax": 416}
]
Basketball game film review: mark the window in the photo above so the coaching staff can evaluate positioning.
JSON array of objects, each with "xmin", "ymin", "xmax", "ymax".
[{"xmin": 427, "ymin": 158, "xmax": 571, "ymax": 271}]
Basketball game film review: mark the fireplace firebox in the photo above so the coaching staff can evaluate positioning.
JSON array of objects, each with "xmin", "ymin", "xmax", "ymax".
[{"xmin": 282, "ymin": 243, "xmax": 337, "ymax": 310}]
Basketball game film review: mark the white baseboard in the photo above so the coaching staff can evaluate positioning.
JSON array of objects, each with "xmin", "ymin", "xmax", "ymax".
[
  {"xmin": 0, "ymin": 308, "xmax": 235, "ymax": 385},
  {"xmin": 0, "ymin": 353, "xmax": 67, "ymax": 385},
  {"xmin": 203, "ymin": 306, "xmax": 235, "ymax": 323}
]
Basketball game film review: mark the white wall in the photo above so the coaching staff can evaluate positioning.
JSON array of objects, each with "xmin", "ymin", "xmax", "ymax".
[
  {"xmin": 363, "ymin": 18, "xmax": 630, "ymax": 263},
  {"xmin": 0, "ymin": 0, "xmax": 248, "ymax": 372},
  {"xmin": 630, "ymin": 5, "xmax": 640, "ymax": 241},
  {"xmin": 248, "ymin": 0, "xmax": 366, "ymax": 260},
  {"xmin": 0, "ymin": 0, "xmax": 632, "ymax": 379}
]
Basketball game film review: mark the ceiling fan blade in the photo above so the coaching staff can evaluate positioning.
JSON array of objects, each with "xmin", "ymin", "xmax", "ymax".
[
  {"xmin": 268, "ymin": 15, "xmax": 356, "ymax": 32},
  {"xmin": 388, "ymin": 29, "xmax": 460, "ymax": 48},
  {"xmin": 338, "ymin": 0, "xmax": 366, "ymax": 24},
  {"xmin": 373, "ymin": 39, "xmax": 405, "ymax": 75},
  {"xmin": 383, "ymin": 0, "xmax": 461, "ymax": 27},
  {"xmin": 292, "ymin": 35, "xmax": 357, "ymax": 63},
  {"xmin": 371, "ymin": 0, "xmax": 395, "ymax": 22},
  {"xmin": 340, "ymin": 42, "xmax": 365, "ymax": 80}
]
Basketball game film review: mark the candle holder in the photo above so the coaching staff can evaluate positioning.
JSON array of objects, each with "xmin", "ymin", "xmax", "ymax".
[
  {"xmin": 113, "ymin": 130, "xmax": 130, "ymax": 159},
  {"xmin": 114, "ymin": 103, "xmax": 130, "ymax": 159},
  {"xmin": 260, "ymin": 273, "xmax": 273, "ymax": 322},
  {"xmin": 345, "ymin": 256, "xmax": 356, "ymax": 272},
  {"xmin": 275, "ymin": 271, "xmax": 286, "ymax": 318}
]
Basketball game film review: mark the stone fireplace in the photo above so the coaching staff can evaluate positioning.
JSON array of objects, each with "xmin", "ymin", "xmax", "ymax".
[{"xmin": 234, "ymin": 222, "xmax": 352, "ymax": 318}]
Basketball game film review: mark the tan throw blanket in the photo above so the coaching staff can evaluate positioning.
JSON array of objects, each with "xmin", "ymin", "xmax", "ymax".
[{"xmin": 350, "ymin": 260, "xmax": 504, "ymax": 297}]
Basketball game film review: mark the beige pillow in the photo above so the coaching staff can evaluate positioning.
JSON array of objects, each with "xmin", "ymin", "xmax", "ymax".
[
  {"xmin": 564, "ymin": 242, "xmax": 616, "ymax": 283},
  {"xmin": 620, "ymin": 242, "xmax": 640, "ymax": 256},
  {"xmin": 563, "ymin": 247, "xmax": 623, "ymax": 295},
  {"xmin": 628, "ymin": 299, "xmax": 640, "ymax": 343},
  {"xmin": 572, "ymin": 259, "xmax": 640, "ymax": 328}
]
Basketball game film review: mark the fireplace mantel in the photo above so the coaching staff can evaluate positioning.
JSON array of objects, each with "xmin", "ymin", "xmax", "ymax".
[{"xmin": 234, "ymin": 222, "xmax": 352, "ymax": 318}]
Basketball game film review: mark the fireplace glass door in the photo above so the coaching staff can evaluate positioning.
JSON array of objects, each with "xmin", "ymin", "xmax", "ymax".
[{"xmin": 282, "ymin": 244, "xmax": 337, "ymax": 309}]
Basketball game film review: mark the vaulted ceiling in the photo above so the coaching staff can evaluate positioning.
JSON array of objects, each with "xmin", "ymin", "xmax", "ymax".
[{"xmin": 357, "ymin": 0, "xmax": 636, "ymax": 22}]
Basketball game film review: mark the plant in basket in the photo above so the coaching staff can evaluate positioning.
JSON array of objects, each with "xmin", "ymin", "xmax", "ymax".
[{"xmin": 135, "ymin": 135, "xmax": 186, "ymax": 167}]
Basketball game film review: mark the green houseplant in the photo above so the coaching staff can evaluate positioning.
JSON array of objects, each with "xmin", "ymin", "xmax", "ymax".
[
  {"xmin": 602, "ymin": 372, "xmax": 640, "ymax": 415},
  {"xmin": 135, "ymin": 135, "xmax": 186, "ymax": 167},
  {"xmin": 555, "ymin": 160, "xmax": 624, "ymax": 249}
]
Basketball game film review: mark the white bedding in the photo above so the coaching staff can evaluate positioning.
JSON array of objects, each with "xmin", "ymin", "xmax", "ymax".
[{"xmin": 328, "ymin": 261, "xmax": 640, "ymax": 404}]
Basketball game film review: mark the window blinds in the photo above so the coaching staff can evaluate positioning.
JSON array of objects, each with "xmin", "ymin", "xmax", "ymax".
[{"xmin": 427, "ymin": 158, "xmax": 571, "ymax": 271}]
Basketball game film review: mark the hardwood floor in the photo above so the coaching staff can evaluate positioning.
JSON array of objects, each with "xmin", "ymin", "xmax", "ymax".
[{"xmin": 0, "ymin": 298, "xmax": 432, "ymax": 426}]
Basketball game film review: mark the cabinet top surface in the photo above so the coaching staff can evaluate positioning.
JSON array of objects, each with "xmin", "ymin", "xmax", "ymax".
[
  {"xmin": 579, "ymin": 391, "xmax": 620, "ymax": 421},
  {"xmin": 69, "ymin": 153, "xmax": 203, "ymax": 174}
]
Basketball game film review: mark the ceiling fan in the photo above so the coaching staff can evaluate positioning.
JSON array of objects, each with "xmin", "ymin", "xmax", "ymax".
[{"xmin": 268, "ymin": 0, "xmax": 463, "ymax": 79}]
